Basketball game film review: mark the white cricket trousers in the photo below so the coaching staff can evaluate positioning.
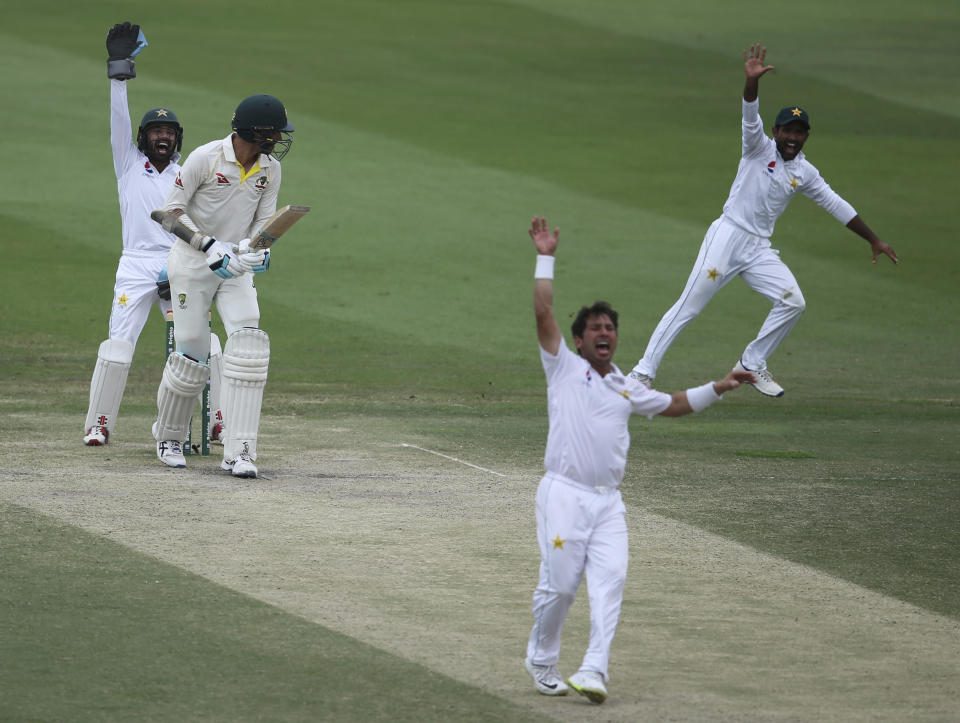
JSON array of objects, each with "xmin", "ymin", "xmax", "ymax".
[
  {"xmin": 107, "ymin": 251, "xmax": 172, "ymax": 345},
  {"xmin": 166, "ymin": 241, "xmax": 260, "ymax": 361},
  {"xmin": 637, "ymin": 217, "xmax": 806, "ymax": 376},
  {"xmin": 526, "ymin": 473, "xmax": 628, "ymax": 681}
]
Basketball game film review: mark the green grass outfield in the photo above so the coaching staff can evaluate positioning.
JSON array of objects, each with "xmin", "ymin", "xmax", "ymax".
[{"xmin": 1, "ymin": 0, "xmax": 958, "ymax": 720}]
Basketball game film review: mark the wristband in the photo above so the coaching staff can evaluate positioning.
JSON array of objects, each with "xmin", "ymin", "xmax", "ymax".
[
  {"xmin": 535, "ymin": 255, "xmax": 555, "ymax": 279},
  {"xmin": 686, "ymin": 381, "xmax": 721, "ymax": 412},
  {"xmin": 107, "ymin": 58, "xmax": 136, "ymax": 80}
]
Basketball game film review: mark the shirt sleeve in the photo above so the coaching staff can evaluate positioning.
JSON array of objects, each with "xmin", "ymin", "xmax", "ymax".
[
  {"xmin": 540, "ymin": 339, "xmax": 577, "ymax": 381},
  {"xmin": 741, "ymin": 98, "xmax": 767, "ymax": 159},
  {"xmin": 800, "ymin": 161, "xmax": 858, "ymax": 225},
  {"xmin": 163, "ymin": 149, "xmax": 208, "ymax": 234},
  {"xmin": 110, "ymin": 79, "xmax": 139, "ymax": 180},
  {"xmin": 627, "ymin": 384, "xmax": 672, "ymax": 419}
]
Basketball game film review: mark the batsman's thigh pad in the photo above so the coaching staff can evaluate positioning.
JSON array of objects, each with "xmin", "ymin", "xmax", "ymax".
[
  {"xmin": 216, "ymin": 274, "xmax": 260, "ymax": 336},
  {"xmin": 154, "ymin": 352, "xmax": 209, "ymax": 441},
  {"xmin": 85, "ymin": 338, "xmax": 135, "ymax": 433},
  {"xmin": 222, "ymin": 328, "xmax": 270, "ymax": 461}
]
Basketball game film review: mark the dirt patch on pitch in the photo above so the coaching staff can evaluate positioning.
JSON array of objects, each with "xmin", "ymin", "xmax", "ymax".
[{"xmin": 2, "ymin": 412, "xmax": 958, "ymax": 722}]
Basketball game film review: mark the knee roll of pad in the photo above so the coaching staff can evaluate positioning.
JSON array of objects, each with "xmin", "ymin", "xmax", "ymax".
[
  {"xmin": 223, "ymin": 327, "xmax": 270, "ymax": 382},
  {"xmin": 154, "ymin": 352, "xmax": 209, "ymax": 441}
]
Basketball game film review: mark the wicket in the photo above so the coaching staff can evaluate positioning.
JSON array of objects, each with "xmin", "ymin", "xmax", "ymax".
[{"xmin": 164, "ymin": 310, "xmax": 211, "ymax": 455}]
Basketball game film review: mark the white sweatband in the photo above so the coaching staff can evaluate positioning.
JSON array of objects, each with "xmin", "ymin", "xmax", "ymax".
[
  {"xmin": 534, "ymin": 255, "xmax": 555, "ymax": 279},
  {"xmin": 686, "ymin": 382, "xmax": 722, "ymax": 412}
]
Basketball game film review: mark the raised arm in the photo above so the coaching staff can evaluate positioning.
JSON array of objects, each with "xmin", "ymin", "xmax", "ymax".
[
  {"xmin": 107, "ymin": 22, "xmax": 141, "ymax": 178},
  {"xmin": 743, "ymin": 43, "xmax": 774, "ymax": 103},
  {"xmin": 529, "ymin": 217, "xmax": 562, "ymax": 355}
]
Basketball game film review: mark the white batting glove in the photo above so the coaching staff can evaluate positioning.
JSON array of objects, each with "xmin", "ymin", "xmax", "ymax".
[
  {"xmin": 233, "ymin": 238, "xmax": 270, "ymax": 274},
  {"xmin": 204, "ymin": 238, "xmax": 254, "ymax": 278}
]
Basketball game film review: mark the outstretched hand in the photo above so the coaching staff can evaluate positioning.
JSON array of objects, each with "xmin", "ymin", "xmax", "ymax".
[
  {"xmin": 871, "ymin": 239, "xmax": 899, "ymax": 265},
  {"xmin": 715, "ymin": 369, "xmax": 755, "ymax": 394},
  {"xmin": 744, "ymin": 43, "xmax": 774, "ymax": 81},
  {"xmin": 529, "ymin": 216, "xmax": 559, "ymax": 256}
]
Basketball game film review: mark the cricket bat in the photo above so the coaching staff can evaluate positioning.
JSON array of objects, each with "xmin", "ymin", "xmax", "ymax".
[
  {"xmin": 150, "ymin": 205, "xmax": 311, "ymax": 251},
  {"xmin": 247, "ymin": 205, "xmax": 311, "ymax": 250}
]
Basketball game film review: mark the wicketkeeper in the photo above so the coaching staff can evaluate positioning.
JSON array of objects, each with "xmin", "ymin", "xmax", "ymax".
[{"xmin": 84, "ymin": 21, "xmax": 224, "ymax": 448}]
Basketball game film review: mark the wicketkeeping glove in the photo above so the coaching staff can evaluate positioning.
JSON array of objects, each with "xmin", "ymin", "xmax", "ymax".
[
  {"xmin": 156, "ymin": 267, "xmax": 171, "ymax": 300},
  {"xmin": 106, "ymin": 22, "xmax": 140, "ymax": 79},
  {"xmin": 234, "ymin": 238, "xmax": 271, "ymax": 274},
  {"xmin": 203, "ymin": 238, "xmax": 254, "ymax": 279}
]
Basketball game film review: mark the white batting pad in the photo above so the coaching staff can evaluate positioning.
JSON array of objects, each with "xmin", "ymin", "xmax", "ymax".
[
  {"xmin": 221, "ymin": 328, "xmax": 270, "ymax": 461},
  {"xmin": 84, "ymin": 338, "xmax": 135, "ymax": 434},
  {"xmin": 209, "ymin": 332, "xmax": 224, "ymax": 430},
  {"xmin": 153, "ymin": 352, "xmax": 209, "ymax": 441}
]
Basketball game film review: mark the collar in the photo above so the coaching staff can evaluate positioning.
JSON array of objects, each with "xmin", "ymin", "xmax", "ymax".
[{"xmin": 222, "ymin": 133, "xmax": 272, "ymax": 167}]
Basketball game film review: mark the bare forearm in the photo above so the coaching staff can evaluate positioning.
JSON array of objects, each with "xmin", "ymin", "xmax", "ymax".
[
  {"xmin": 658, "ymin": 374, "xmax": 747, "ymax": 417},
  {"xmin": 846, "ymin": 214, "xmax": 878, "ymax": 243},
  {"xmin": 744, "ymin": 77, "xmax": 759, "ymax": 103},
  {"xmin": 534, "ymin": 274, "xmax": 561, "ymax": 354}
]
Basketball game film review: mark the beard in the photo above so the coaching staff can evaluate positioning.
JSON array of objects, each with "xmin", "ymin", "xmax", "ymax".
[{"xmin": 147, "ymin": 138, "xmax": 175, "ymax": 165}]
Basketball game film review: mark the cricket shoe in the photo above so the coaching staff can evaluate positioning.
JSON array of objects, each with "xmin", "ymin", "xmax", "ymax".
[
  {"xmin": 524, "ymin": 659, "xmax": 569, "ymax": 696},
  {"xmin": 734, "ymin": 360, "xmax": 784, "ymax": 397},
  {"xmin": 221, "ymin": 452, "xmax": 257, "ymax": 479},
  {"xmin": 157, "ymin": 440, "xmax": 186, "ymax": 468},
  {"xmin": 567, "ymin": 670, "xmax": 607, "ymax": 704},
  {"xmin": 83, "ymin": 426, "xmax": 108, "ymax": 446},
  {"xmin": 628, "ymin": 370, "xmax": 653, "ymax": 387}
]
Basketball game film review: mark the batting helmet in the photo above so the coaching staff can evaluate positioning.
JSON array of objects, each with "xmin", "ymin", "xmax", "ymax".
[
  {"xmin": 136, "ymin": 107, "xmax": 183, "ymax": 153},
  {"xmin": 231, "ymin": 94, "xmax": 294, "ymax": 160}
]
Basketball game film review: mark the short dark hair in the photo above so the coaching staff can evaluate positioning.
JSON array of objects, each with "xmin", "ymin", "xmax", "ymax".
[{"xmin": 571, "ymin": 301, "xmax": 619, "ymax": 339}]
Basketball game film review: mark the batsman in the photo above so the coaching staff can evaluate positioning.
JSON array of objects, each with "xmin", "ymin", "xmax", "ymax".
[{"xmin": 152, "ymin": 93, "xmax": 296, "ymax": 478}]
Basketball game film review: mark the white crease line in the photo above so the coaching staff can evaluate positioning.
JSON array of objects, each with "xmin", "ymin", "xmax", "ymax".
[{"xmin": 400, "ymin": 443, "xmax": 506, "ymax": 477}]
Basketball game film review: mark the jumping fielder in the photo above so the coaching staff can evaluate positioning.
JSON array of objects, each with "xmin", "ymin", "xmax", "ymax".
[
  {"xmin": 84, "ymin": 21, "xmax": 224, "ymax": 447},
  {"xmin": 152, "ymin": 94, "xmax": 294, "ymax": 478},
  {"xmin": 523, "ymin": 217, "xmax": 752, "ymax": 704},
  {"xmin": 629, "ymin": 44, "xmax": 899, "ymax": 397}
]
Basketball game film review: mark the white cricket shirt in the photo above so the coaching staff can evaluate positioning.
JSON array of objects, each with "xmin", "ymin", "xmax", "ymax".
[
  {"xmin": 721, "ymin": 99, "xmax": 857, "ymax": 239},
  {"xmin": 111, "ymin": 79, "xmax": 181, "ymax": 255},
  {"xmin": 541, "ymin": 342, "xmax": 671, "ymax": 489},
  {"xmin": 164, "ymin": 134, "xmax": 281, "ymax": 247}
]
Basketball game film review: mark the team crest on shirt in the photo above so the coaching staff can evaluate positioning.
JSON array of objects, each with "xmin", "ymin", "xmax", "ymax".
[
  {"xmin": 117, "ymin": 293, "xmax": 129, "ymax": 308},
  {"xmin": 174, "ymin": 172, "xmax": 183, "ymax": 188},
  {"xmin": 254, "ymin": 176, "xmax": 268, "ymax": 191},
  {"xmin": 216, "ymin": 173, "xmax": 231, "ymax": 185},
  {"xmin": 178, "ymin": 293, "xmax": 187, "ymax": 309}
]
